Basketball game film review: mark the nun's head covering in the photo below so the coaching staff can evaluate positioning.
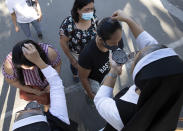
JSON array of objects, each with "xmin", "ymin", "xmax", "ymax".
[
  {"xmin": 122, "ymin": 44, "xmax": 183, "ymax": 131},
  {"xmin": 13, "ymin": 102, "xmax": 50, "ymax": 131}
]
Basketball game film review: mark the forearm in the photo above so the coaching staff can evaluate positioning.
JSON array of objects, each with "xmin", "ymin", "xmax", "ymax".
[
  {"xmin": 80, "ymin": 78, "xmax": 93, "ymax": 95},
  {"xmin": 11, "ymin": 13, "xmax": 17, "ymax": 27},
  {"xmin": 124, "ymin": 18, "xmax": 144, "ymax": 39},
  {"xmin": 64, "ymin": 49, "xmax": 76, "ymax": 63},
  {"xmin": 41, "ymin": 66, "xmax": 70, "ymax": 125},
  {"xmin": 36, "ymin": 1, "xmax": 42, "ymax": 16},
  {"xmin": 61, "ymin": 42, "xmax": 76, "ymax": 62},
  {"xmin": 10, "ymin": 81, "xmax": 39, "ymax": 94},
  {"xmin": 18, "ymin": 86, "xmax": 38, "ymax": 93},
  {"xmin": 94, "ymin": 85, "xmax": 123, "ymax": 131},
  {"xmin": 34, "ymin": 58, "xmax": 48, "ymax": 69},
  {"xmin": 103, "ymin": 69, "xmax": 118, "ymax": 88}
]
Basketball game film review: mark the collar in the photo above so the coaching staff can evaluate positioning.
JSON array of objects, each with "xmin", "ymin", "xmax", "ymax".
[
  {"xmin": 133, "ymin": 48, "xmax": 178, "ymax": 80},
  {"xmin": 13, "ymin": 115, "xmax": 47, "ymax": 130}
]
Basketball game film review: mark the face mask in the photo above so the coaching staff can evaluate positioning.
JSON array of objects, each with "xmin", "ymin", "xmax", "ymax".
[
  {"xmin": 82, "ymin": 12, "xmax": 94, "ymax": 21},
  {"xmin": 103, "ymin": 42, "xmax": 119, "ymax": 51}
]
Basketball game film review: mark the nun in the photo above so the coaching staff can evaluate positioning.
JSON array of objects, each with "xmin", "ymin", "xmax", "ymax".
[
  {"xmin": 94, "ymin": 10, "xmax": 183, "ymax": 131},
  {"xmin": 12, "ymin": 44, "xmax": 78, "ymax": 131}
]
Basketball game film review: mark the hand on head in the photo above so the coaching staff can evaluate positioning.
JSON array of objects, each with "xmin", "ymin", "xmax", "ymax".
[
  {"xmin": 22, "ymin": 43, "xmax": 42, "ymax": 64},
  {"xmin": 111, "ymin": 9, "xmax": 130, "ymax": 22}
]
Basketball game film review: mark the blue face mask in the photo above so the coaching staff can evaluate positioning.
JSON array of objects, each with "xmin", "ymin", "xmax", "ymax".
[
  {"xmin": 82, "ymin": 12, "xmax": 94, "ymax": 21},
  {"xmin": 103, "ymin": 42, "xmax": 119, "ymax": 51}
]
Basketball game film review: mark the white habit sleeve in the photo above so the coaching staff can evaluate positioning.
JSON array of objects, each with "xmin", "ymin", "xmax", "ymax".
[
  {"xmin": 94, "ymin": 85, "xmax": 124, "ymax": 131},
  {"xmin": 136, "ymin": 31, "xmax": 158, "ymax": 50},
  {"xmin": 41, "ymin": 66, "xmax": 70, "ymax": 125}
]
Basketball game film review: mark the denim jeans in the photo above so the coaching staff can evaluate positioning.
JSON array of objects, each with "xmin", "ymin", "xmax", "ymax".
[{"xmin": 18, "ymin": 20, "xmax": 42, "ymax": 39}]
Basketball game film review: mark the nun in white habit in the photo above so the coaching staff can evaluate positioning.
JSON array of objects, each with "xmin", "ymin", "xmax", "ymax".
[{"xmin": 94, "ymin": 10, "xmax": 183, "ymax": 131}]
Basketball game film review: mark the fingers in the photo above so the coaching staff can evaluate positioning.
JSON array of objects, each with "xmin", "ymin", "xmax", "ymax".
[
  {"xmin": 109, "ymin": 51, "xmax": 118, "ymax": 66},
  {"xmin": 111, "ymin": 9, "xmax": 121, "ymax": 19},
  {"xmin": 29, "ymin": 43, "xmax": 36, "ymax": 51},
  {"xmin": 22, "ymin": 46, "xmax": 31, "ymax": 57},
  {"xmin": 22, "ymin": 43, "xmax": 38, "ymax": 61},
  {"xmin": 22, "ymin": 44, "xmax": 36, "ymax": 54},
  {"xmin": 24, "ymin": 43, "xmax": 35, "ymax": 50},
  {"xmin": 111, "ymin": 13, "xmax": 118, "ymax": 20},
  {"xmin": 109, "ymin": 50, "xmax": 112, "ymax": 61},
  {"xmin": 112, "ymin": 11, "xmax": 118, "ymax": 17}
]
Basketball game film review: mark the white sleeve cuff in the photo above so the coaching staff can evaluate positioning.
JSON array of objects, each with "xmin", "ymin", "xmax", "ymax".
[
  {"xmin": 136, "ymin": 31, "xmax": 158, "ymax": 50},
  {"xmin": 95, "ymin": 85, "xmax": 113, "ymax": 98},
  {"xmin": 41, "ymin": 66, "xmax": 58, "ymax": 79},
  {"xmin": 94, "ymin": 85, "xmax": 113, "ymax": 107}
]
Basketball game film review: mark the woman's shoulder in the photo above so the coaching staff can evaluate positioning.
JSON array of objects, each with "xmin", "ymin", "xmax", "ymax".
[
  {"xmin": 62, "ymin": 16, "xmax": 74, "ymax": 25},
  {"xmin": 47, "ymin": 46, "xmax": 58, "ymax": 61},
  {"xmin": 2, "ymin": 53, "xmax": 16, "ymax": 78},
  {"xmin": 60, "ymin": 16, "xmax": 75, "ymax": 36},
  {"xmin": 91, "ymin": 15, "xmax": 98, "ymax": 25},
  {"xmin": 47, "ymin": 45, "xmax": 61, "ymax": 66}
]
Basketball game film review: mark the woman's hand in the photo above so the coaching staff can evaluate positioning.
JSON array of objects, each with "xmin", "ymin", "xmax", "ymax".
[
  {"xmin": 22, "ymin": 44, "xmax": 47, "ymax": 69},
  {"xmin": 33, "ymin": 89, "xmax": 46, "ymax": 96},
  {"xmin": 22, "ymin": 44, "xmax": 42, "ymax": 64},
  {"xmin": 44, "ymin": 85, "xmax": 50, "ymax": 93},
  {"xmin": 15, "ymin": 25, "xmax": 20, "ymax": 32},
  {"xmin": 38, "ymin": 14, "xmax": 42, "ymax": 22}
]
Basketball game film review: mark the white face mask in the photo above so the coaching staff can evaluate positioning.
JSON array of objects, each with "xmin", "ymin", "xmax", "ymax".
[{"xmin": 81, "ymin": 12, "xmax": 94, "ymax": 21}]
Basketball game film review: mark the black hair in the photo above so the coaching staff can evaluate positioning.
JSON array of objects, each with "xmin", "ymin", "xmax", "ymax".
[
  {"xmin": 97, "ymin": 17, "xmax": 122, "ymax": 41},
  {"xmin": 12, "ymin": 40, "xmax": 50, "ymax": 85},
  {"xmin": 71, "ymin": 0, "xmax": 95, "ymax": 23}
]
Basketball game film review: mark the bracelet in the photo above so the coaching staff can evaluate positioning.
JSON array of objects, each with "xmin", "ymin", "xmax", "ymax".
[{"xmin": 106, "ymin": 72, "xmax": 118, "ymax": 79}]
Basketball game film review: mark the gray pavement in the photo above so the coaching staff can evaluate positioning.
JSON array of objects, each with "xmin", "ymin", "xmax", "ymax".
[
  {"xmin": 168, "ymin": 0, "xmax": 183, "ymax": 11},
  {"xmin": 0, "ymin": 0, "xmax": 183, "ymax": 131}
]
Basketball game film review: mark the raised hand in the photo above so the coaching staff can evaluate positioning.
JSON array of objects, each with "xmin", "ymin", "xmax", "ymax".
[
  {"xmin": 109, "ymin": 51, "xmax": 123, "ymax": 75},
  {"xmin": 112, "ymin": 9, "xmax": 130, "ymax": 22},
  {"xmin": 22, "ymin": 44, "xmax": 42, "ymax": 64}
]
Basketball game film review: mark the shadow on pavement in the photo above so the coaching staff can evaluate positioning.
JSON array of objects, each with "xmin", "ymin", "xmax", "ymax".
[
  {"xmin": 66, "ymin": 85, "xmax": 106, "ymax": 131},
  {"xmin": 0, "ymin": 80, "xmax": 17, "ymax": 131}
]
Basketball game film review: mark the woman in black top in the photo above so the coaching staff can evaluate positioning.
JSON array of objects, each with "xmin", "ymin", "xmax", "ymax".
[{"xmin": 59, "ymin": 0, "xmax": 97, "ymax": 82}]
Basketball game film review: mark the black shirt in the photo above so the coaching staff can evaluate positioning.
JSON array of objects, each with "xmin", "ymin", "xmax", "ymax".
[{"xmin": 78, "ymin": 38, "xmax": 110, "ymax": 83}]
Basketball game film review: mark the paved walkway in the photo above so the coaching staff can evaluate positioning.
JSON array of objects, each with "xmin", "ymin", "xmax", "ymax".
[{"xmin": 0, "ymin": 0, "xmax": 183, "ymax": 130}]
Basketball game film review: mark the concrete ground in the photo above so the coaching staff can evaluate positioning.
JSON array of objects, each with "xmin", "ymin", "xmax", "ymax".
[{"xmin": 0, "ymin": 0, "xmax": 183, "ymax": 130}]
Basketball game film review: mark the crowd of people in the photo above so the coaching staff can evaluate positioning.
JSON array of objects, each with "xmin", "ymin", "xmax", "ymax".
[{"xmin": 2, "ymin": 0, "xmax": 183, "ymax": 130}]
